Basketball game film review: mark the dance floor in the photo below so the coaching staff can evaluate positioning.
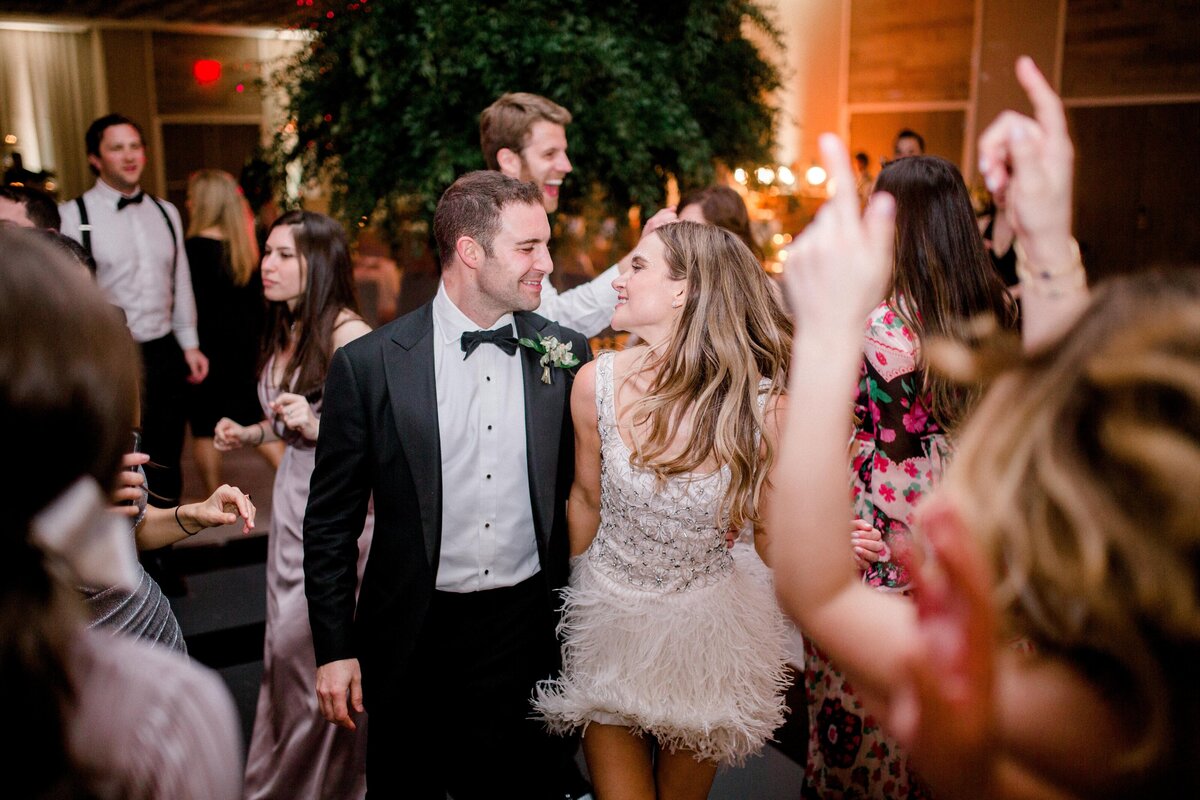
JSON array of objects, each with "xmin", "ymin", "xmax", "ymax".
[{"xmin": 165, "ymin": 440, "xmax": 806, "ymax": 797}]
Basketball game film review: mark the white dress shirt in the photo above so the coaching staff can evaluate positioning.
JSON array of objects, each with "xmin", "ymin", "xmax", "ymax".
[
  {"xmin": 59, "ymin": 180, "xmax": 198, "ymax": 349},
  {"xmin": 535, "ymin": 263, "xmax": 619, "ymax": 337},
  {"xmin": 432, "ymin": 283, "xmax": 540, "ymax": 592}
]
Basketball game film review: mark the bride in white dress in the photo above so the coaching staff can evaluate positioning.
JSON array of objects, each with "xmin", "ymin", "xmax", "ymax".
[{"xmin": 534, "ymin": 221, "xmax": 793, "ymax": 799}]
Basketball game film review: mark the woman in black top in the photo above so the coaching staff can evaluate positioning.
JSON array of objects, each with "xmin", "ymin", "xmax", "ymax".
[{"xmin": 185, "ymin": 169, "xmax": 280, "ymax": 494}]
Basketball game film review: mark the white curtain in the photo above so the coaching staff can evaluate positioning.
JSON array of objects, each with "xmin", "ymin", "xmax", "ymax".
[{"xmin": 0, "ymin": 29, "xmax": 98, "ymax": 199}]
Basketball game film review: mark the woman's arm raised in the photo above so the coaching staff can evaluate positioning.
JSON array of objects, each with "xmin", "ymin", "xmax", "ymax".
[{"xmin": 769, "ymin": 133, "xmax": 916, "ymax": 706}]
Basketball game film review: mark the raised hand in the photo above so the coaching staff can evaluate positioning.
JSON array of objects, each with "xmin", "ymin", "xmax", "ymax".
[
  {"xmin": 978, "ymin": 56, "xmax": 1088, "ymax": 349},
  {"xmin": 787, "ymin": 133, "xmax": 896, "ymax": 341},
  {"xmin": 977, "ymin": 56, "xmax": 1075, "ymax": 274},
  {"xmin": 889, "ymin": 500, "xmax": 998, "ymax": 798}
]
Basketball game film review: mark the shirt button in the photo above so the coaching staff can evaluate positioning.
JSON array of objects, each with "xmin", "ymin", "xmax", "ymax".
[
  {"xmin": 486, "ymin": 474, "xmax": 491, "ymax": 479},
  {"xmin": 487, "ymin": 425, "xmax": 493, "ymax": 430},
  {"xmin": 485, "ymin": 522, "xmax": 490, "ymax": 528},
  {"xmin": 486, "ymin": 376, "xmax": 491, "ymax": 382},
  {"xmin": 484, "ymin": 569, "xmax": 490, "ymax": 575}
]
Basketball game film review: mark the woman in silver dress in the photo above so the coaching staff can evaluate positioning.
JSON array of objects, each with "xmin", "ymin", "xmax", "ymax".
[{"xmin": 535, "ymin": 221, "xmax": 793, "ymax": 799}]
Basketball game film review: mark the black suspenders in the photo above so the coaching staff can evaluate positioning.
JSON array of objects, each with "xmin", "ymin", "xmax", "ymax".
[{"xmin": 74, "ymin": 194, "xmax": 179, "ymax": 296}]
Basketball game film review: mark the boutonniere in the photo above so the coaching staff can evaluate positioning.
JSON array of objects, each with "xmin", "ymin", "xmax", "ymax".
[{"xmin": 518, "ymin": 334, "xmax": 581, "ymax": 384}]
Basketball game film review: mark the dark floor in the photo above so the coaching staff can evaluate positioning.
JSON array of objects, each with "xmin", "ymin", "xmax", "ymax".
[{"xmin": 165, "ymin": 440, "xmax": 807, "ymax": 797}]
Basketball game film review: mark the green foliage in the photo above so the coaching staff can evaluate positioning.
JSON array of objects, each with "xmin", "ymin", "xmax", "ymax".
[{"xmin": 275, "ymin": 0, "xmax": 782, "ymax": 230}]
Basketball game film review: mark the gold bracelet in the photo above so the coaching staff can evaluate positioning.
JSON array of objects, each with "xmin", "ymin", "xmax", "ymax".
[{"xmin": 1014, "ymin": 237, "xmax": 1086, "ymax": 298}]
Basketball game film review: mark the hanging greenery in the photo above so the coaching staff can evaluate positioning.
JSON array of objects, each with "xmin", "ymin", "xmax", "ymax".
[{"xmin": 274, "ymin": 0, "xmax": 782, "ymax": 229}]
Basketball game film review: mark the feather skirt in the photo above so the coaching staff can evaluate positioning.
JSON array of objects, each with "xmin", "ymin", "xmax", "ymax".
[{"xmin": 533, "ymin": 551, "xmax": 792, "ymax": 765}]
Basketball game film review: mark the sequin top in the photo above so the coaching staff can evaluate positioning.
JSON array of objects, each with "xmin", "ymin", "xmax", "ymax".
[{"xmin": 587, "ymin": 352, "xmax": 768, "ymax": 594}]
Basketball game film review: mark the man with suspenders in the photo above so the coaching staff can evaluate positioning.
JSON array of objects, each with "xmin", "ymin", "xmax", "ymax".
[{"xmin": 60, "ymin": 114, "xmax": 208, "ymax": 507}]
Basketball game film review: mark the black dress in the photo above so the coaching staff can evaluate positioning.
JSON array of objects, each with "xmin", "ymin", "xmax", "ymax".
[
  {"xmin": 185, "ymin": 236, "xmax": 264, "ymax": 435},
  {"xmin": 983, "ymin": 216, "xmax": 1018, "ymax": 287}
]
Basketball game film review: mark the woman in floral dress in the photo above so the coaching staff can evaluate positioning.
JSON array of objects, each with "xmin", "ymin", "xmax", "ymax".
[{"xmin": 804, "ymin": 155, "xmax": 1013, "ymax": 799}]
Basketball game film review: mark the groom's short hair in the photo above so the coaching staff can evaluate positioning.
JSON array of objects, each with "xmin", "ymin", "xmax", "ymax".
[{"xmin": 434, "ymin": 171, "xmax": 544, "ymax": 269}]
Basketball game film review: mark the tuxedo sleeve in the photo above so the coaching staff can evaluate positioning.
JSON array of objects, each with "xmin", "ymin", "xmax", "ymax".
[{"xmin": 304, "ymin": 346, "xmax": 372, "ymax": 666}]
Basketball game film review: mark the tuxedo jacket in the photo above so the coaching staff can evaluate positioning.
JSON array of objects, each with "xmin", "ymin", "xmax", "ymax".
[{"xmin": 303, "ymin": 302, "xmax": 591, "ymax": 708}]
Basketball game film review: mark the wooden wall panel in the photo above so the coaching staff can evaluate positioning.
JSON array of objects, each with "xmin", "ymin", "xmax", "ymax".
[
  {"xmin": 152, "ymin": 33, "xmax": 263, "ymax": 116},
  {"xmin": 1063, "ymin": 0, "xmax": 1200, "ymax": 98},
  {"xmin": 1070, "ymin": 103, "xmax": 1200, "ymax": 277},
  {"xmin": 160, "ymin": 123, "xmax": 261, "ymax": 225},
  {"xmin": 848, "ymin": 0, "xmax": 976, "ymax": 103},
  {"xmin": 849, "ymin": 110, "xmax": 966, "ymax": 173},
  {"xmin": 99, "ymin": 28, "xmax": 160, "ymax": 194}
]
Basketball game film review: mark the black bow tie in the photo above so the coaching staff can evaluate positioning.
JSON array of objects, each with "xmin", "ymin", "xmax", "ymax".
[
  {"xmin": 116, "ymin": 192, "xmax": 145, "ymax": 210},
  {"xmin": 461, "ymin": 325, "xmax": 519, "ymax": 359}
]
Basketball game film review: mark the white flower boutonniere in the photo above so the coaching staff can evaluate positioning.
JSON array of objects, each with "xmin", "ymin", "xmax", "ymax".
[{"xmin": 518, "ymin": 334, "xmax": 582, "ymax": 384}]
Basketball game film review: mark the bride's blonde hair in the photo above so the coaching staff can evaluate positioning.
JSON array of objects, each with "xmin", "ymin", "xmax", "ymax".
[
  {"xmin": 627, "ymin": 221, "xmax": 793, "ymax": 530},
  {"xmin": 942, "ymin": 269, "xmax": 1200, "ymax": 788}
]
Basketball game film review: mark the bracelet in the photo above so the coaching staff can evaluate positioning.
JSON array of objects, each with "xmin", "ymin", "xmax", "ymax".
[
  {"xmin": 1014, "ymin": 237, "xmax": 1086, "ymax": 298},
  {"xmin": 250, "ymin": 423, "xmax": 265, "ymax": 446},
  {"xmin": 175, "ymin": 505, "xmax": 204, "ymax": 536}
]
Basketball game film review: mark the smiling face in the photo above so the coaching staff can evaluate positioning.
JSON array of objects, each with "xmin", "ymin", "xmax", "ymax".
[
  {"xmin": 261, "ymin": 225, "xmax": 306, "ymax": 310},
  {"xmin": 510, "ymin": 120, "xmax": 572, "ymax": 213},
  {"xmin": 611, "ymin": 231, "xmax": 686, "ymax": 341},
  {"xmin": 88, "ymin": 124, "xmax": 145, "ymax": 195},
  {"xmin": 474, "ymin": 200, "xmax": 554, "ymax": 317}
]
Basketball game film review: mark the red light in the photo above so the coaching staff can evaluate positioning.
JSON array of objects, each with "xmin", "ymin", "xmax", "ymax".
[
  {"xmin": 235, "ymin": 83, "xmax": 246, "ymax": 93},
  {"xmin": 193, "ymin": 59, "xmax": 221, "ymax": 85}
]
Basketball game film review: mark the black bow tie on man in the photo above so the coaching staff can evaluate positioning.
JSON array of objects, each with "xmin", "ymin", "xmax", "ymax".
[
  {"xmin": 116, "ymin": 192, "xmax": 145, "ymax": 210},
  {"xmin": 461, "ymin": 325, "xmax": 519, "ymax": 359}
]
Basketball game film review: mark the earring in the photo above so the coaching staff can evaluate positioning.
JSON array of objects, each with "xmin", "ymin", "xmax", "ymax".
[{"xmin": 671, "ymin": 299, "xmax": 683, "ymax": 308}]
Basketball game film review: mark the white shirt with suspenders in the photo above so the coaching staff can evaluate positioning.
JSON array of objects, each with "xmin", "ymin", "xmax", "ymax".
[{"xmin": 59, "ymin": 179, "xmax": 198, "ymax": 349}]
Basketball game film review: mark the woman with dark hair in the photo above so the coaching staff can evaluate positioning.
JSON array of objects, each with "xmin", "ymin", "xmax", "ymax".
[
  {"xmin": 0, "ymin": 227, "xmax": 240, "ymax": 799},
  {"xmin": 215, "ymin": 210, "xmax": 373, "ymax": 800},
  {"xmin": 676, "ymin": 185, "xmax": 763, "ymax": 262},
  {"xmin": 803, "ymin": 155, "xmax": 1014, "ymax": 797}
]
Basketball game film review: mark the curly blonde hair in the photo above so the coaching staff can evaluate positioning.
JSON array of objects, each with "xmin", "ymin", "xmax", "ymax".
[
  {"xmin": 942, "ymin": 269, "xmax": 1200, "ymax": 788},
  {"xmin": 626, "ymin": 221, "xmax": 792, "ymax": 531}
]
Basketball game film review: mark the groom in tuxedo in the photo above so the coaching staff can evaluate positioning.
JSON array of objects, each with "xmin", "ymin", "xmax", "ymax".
[{"xmin": 304, "ymin": 170, "xmax": 591, "ymax": 798}]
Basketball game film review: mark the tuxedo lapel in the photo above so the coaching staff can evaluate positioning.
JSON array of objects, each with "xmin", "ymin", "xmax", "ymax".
[
  {"xmin": 515, "ymin": 312, "xmax": 564, "ymax": 555},
  {"xmin": 383, "ymin": 303, "xmax": 442, "ymax": 568}
]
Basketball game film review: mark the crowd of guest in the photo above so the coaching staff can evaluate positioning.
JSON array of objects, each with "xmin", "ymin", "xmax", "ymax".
[{"xmin": 2, "ymin": 54, "xmax": 1197, "ymax": 800}]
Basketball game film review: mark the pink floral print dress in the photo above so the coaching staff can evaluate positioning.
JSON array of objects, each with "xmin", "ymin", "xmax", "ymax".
[{"xmin": 803, "ymin": 301, "xmax": 943, "ymax": 799}]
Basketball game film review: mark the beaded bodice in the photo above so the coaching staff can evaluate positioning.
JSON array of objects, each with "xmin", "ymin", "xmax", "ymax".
[{"xmin": 587, "ymin": 352, "xmax": 766, "ymax": 594}]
